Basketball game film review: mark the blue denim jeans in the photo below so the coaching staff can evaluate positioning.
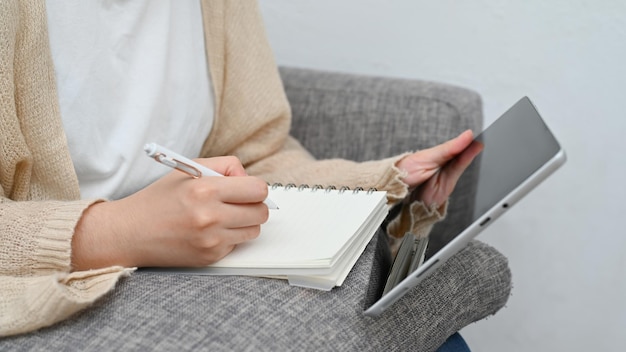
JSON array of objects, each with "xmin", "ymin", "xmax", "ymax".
[{"xmin": 436, "ymin": 333, "xmax": 471, "ymax": 352}]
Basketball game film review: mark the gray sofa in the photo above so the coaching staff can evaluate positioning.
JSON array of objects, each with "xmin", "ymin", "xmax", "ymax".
[{"xmin": 0, "ymin": 67, "xmax": 511, "ymax": 351}]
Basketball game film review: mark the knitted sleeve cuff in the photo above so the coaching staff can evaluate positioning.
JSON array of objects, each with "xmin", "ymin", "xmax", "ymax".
[
  {"xmin": 0, "ymin": 266, "xmax": 134, "ymax": 337},
  {"xmin": 1, "ymin": 198, "xmax": 103, "ymax": 275},
  {"xmin": 385, "ymin": 199, "xmax": 448, "ymax": 254}
]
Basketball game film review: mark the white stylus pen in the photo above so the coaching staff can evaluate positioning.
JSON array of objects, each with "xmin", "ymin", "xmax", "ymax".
[{"xmin": 144, "ymin": 143, "xmax": 279, "ymax": 209}]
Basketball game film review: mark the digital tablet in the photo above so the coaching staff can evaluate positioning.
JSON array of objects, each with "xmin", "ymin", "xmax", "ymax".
[{"xmin": 364, "ymin": 96, "xmax": 566, "ymax": 316}]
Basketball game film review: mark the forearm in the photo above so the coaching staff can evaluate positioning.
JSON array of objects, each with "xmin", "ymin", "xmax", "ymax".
[{"xmin": 246, "ymin": 136, "xmax": 412, "ymax": 203}]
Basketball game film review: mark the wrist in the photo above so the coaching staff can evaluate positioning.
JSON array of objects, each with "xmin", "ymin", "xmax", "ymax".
[{"xmin": 71, "ymin": 199, "xmax": 137, "ymax": 271}]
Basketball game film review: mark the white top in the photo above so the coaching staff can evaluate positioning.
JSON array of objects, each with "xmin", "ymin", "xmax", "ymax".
[{"xmin": 46, "ymin": 0, "xmax": 214, "ymax": 200}]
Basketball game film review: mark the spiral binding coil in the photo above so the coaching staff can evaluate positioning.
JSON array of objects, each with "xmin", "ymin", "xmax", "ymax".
[{"xmin": 269, "ymin": 183, "xmax": 377, "ymax": 194}]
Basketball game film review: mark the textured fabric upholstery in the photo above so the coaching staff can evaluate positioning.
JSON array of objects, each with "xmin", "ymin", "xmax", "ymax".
[
  {"xmin": 1, "ymin": 233, "xmax": 508, "ymax": 351},
  {"xmin": 0, "ymin": 68, "xmax": 511, "ymax": 351},
  {"xmin": 282, "ymin": 67, "xmax": 483, "ymax": 160}
]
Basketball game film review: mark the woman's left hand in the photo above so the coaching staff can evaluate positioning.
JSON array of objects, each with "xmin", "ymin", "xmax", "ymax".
[{"xmin": 395, "ymin": 130, "xmax": 483, "ymax": 207}]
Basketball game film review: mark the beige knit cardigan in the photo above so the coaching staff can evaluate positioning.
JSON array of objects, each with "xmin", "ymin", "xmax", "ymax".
[{"xmin": 0, "ymin": 0, "xmax": 443, "ymax": 336}]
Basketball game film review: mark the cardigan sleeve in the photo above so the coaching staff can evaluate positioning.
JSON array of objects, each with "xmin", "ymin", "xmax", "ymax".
[
  {"xmin": 0, "ymin": 0, "xmax": 131, "ymax": 337},
  {"xmin": 198, "ymin": 0, "xmax": 410, "ymax": 203},
  {"xmin": 0, "ymin": 140, "xmax": 132, "ymax": 338},
  {"xmin": 246, "ymin": 137, "xmax": 412, "ymax": 202},
  {"xmin": 0, "ymin": 264, "xmax": 132, "ymax": 337}
]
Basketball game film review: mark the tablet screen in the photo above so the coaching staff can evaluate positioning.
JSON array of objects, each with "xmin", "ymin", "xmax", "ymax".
[{"xmin": 426, "ymin": 97, "xmax": 561, "ymax": 256}]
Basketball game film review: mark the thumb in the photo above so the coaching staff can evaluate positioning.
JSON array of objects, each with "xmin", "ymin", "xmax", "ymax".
[{"xmin": 421, "ymin": 130, "xmax": 474, "ymax": 165}]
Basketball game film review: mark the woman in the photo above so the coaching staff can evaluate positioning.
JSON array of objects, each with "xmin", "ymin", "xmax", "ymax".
[{"xmin": 0, "ymin": 1, "xmax": 504, "ymax": 349}]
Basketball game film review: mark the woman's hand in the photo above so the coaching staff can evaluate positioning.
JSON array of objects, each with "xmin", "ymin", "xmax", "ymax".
[
  {"xmin": 71, "ymin": 156, "xmax": 270, "ymax": 270},
  {"xmin": 396, "ymin": 130, "xmax": 483, "ymax": 207}
]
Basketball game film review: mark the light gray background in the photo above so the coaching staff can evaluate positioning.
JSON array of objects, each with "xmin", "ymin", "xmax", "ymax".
[{"xmin": 259, "ymin": 1, "xmax": 626, "ymax": 351}]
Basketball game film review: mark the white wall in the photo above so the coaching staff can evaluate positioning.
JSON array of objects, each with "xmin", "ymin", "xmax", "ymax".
[{"xmin": 259, "ymin": 1, "xmax": 626, "ymax": 351}]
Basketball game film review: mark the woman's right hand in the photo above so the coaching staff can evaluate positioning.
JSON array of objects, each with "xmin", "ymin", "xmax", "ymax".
[{"xmin": 71, "ymin": 156, "xmax": 270, "ymax": 270}]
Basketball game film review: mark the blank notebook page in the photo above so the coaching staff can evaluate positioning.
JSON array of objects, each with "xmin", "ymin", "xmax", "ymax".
[{"xmin": 209, "ymin": 186, "xmax": 388, "ymax": 269}]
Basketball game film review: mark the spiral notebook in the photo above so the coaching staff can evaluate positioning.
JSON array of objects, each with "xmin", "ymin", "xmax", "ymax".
[{"xmin": 153, "ymin": 184, "xmax": 389, "ymax": 291}]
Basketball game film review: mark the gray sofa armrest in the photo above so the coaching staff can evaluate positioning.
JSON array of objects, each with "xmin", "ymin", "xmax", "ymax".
[{"xmin": 280, "ymin": 66, "xmax": 483, "ymax": 247}]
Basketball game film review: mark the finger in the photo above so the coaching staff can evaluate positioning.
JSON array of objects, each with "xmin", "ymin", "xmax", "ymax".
[
  {"xmin": 457, "ymin": 140, "xmax": 484, "ymax": 169},
  {"xmin": 210, "ymin": 176, "xmax": 269, "ymax": 205},
  {"xmin": 447, "ymin": 140, "xmax": 484, "ymax": 176},
  {"xmin": 196, "ymin": 244, "xmax": 237, "ymax": 266},
  {"xmin": 195, "ymin": 156, "xmax": 248, "ymax": 176},
  {"xmin": 440, "ymin": 140, "xmax": 484, "ymax": 189},
  {"xmin": 218, "ymin": 202, "xmax": 270, "ymax": 229},
  {"xmin": 220, "ymin": 225, "xmax": 263, "ymax": 246},
  {"xmin": 453, "ymin": 129, "xmax": 475, "ymax": 152},
  {"xmin": 196, "ymin": 224, "xmax": 262, "ymax": 264},
  {"xmin": 193, "ymin": 226, "xmax": 262, "ymax": 265},
  {"xmin": 420, "ymin": 130, "xmax": 474, "ymax": 165}
]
